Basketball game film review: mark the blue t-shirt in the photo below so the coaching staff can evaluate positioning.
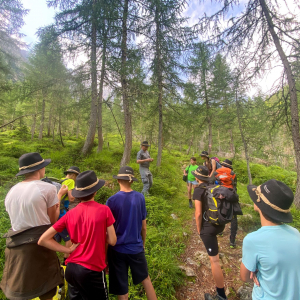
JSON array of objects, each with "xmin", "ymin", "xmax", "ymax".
[
  {"xmin": 106, "ymin": 190, "xmax": 147, "ymax": 254},
  {"xmin": 242, "ymin": 225, "xmax": 300, "ymax": 300}
]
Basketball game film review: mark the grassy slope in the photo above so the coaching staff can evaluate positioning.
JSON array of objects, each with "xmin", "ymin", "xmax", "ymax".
[{"xmin": 0, "ymin": 130, "xmax": 299, "ymax": 299}]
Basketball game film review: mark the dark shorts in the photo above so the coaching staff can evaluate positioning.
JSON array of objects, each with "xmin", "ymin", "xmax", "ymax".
[
  {"xmin": 39, "ymin": 287, "xmax": 57, "ymax": 300},
  {"xmin": 65, "ymin": 263, "xmax": 108, "ymax": 300},
  {"xmin": 200, "ymin": 221, "xmax": 225, "ymax": 256},
  {"xmin": 55, "ymin": 228, "xmax": 71, "ymax": 243},
  {"xmin": 108, "ymin": 248, "xmax": 148, "ymax": 295}
]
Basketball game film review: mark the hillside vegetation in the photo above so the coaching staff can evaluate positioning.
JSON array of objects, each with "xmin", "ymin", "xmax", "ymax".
[{"xmin": 0, "ymin": 130, "xmax": 299, "ymax": 299}]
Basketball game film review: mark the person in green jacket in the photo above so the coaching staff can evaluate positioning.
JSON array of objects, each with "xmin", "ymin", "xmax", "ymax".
[{"xmin": 183, "ymin": 157, "xmax": 198, "ymax": 208}]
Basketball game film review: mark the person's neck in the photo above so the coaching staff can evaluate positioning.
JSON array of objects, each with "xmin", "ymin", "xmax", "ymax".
[
  {"xmin": 260, "ymin": 213, "xmax": 281, "ymax": 227},
  {"xmin": 23, "ymin": 174, "xmax": 41, "ymax": 182},
  {"xmin": 119, "ymin": 185, "xmax": 133, "ymax": 192}
]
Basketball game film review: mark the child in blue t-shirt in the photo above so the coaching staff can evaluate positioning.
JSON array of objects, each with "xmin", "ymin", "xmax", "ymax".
[
  {"xmin": 106, "ymin": 166, "xmax": 157, "ymax": 300},
  {"xmin": 241, "ymin": 179, "xmax": 300, "ymax": 300}
]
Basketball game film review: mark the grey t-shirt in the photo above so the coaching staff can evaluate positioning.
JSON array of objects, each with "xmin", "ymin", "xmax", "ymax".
[{"xmin": 137, "ymin": 149, "xmax": 151, "ymax": 168}]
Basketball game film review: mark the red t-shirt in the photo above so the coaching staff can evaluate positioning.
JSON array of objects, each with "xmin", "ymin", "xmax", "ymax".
[{"xmin": 53, "ymin": 201, "xmax": 115, "ymax": 272}]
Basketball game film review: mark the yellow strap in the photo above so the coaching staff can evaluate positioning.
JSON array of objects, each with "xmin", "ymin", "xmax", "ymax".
[
  {"xmin": 19, "ymin": 159, "xmax": 45, "ymax": 170},
  {"xmin": 75, "ymin": 179, "xmax": 99, "ymax": 191},
  {"xmin": 252, "ymin": 186, "xmax": 290, "ymax": 213}
]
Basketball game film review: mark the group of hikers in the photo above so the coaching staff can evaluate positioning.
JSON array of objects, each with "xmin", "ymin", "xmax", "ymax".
[
  {"xmin": 183, "ymin": 151, "xmax": 300, "ymax": 300},
  {"xmin": 0, "ymin": 142, "xmax": 300, "ymax": 300}
]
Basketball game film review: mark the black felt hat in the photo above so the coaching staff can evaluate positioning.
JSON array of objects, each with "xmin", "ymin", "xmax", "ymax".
[
  {"xmin": 72, "ymin": 170, "xmax": 105, "ymax": 198},
  {"xmin": 200, "ymin": 151, "xmax": 209, "ymax": 158},
  {"xmin": 64, "ymin": 166, "xmax": 81, "ymax": 175},
  {"xmin": 192, "ymin": 165, "xmax": 211, "ymax": 182},
  {"xmin": 16, "ymin": 152, "xmax": 51, "ymax": 176},
  {"xmin": 221, "ymin": 159, "xmax": 233, "ymax": 169},
  {"xmin": 247, "ymin": 179, "xmax": 294, "ymax": 223},
  {"xmin": 113, "ymin": 166, "xmax": 138, "ymax": 182},
  {"xmin": 141, "ymin": 141, "xmax": 150, "ymax": 147}
]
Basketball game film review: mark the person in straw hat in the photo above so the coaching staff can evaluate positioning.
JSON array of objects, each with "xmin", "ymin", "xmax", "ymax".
[
  {"xmin": 137, "ymin": 141, "xmax": 154, "ymax": 195},
  {"xmin": 1, "ymin": 152, "xmax": 66, "ymax": 300},
  {"xmin": 38, "ymin": 170, "xmax": 117, "ymax": 300},
  {"xmin": 192, "ymin": 165, "xmax": 228, "ymax": 300},
  {"xmin": 106, "ymin": 166, "xmax": 157, "ymax": 300},
  {"xmin": 240, "ymin": 179, "xmax": 300, "ymax": 300}
]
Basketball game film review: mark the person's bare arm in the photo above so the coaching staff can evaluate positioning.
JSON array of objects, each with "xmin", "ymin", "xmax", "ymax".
[
  {"xmin": 67, "ymin": 190, "xmax": 75, "ymax": 202},
  {"xmin": 240, "ymin": 263, "xmax": 252, "ymax": 282},
  {"xmin": 137, "ymin": 158, "xmax": 153, "ymax": 164},
  {"xmin": 141, "ymin": 219, "xmax": 147, "ymax": 248},
  {"xmin": 106, "ymin": 225, "xmax": 117, "ymax": 246},
  {"xmin": 210, "ymin": 159, "xmax": 216, "ymax": 177},
  {"xmin": 38, "ymin": 227, "xmax": 79, "ymax": 253},
  {"xmin": 194, "ymin": 200, "xmax": 202, "ymax": 234},
  {"xmin": 47, "ymin": 185, "xmax": 68, "ymax": 224}
]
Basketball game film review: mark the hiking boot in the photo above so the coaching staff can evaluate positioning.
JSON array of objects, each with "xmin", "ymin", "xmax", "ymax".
[
  {"xmin": 204, "ymin": 293, "xmax": 227, "ymax": 300},
  {"xmin": 230, "ymin": 236, "xmax": 236, "ymax": 248},
  {"xmin": 189, "ymin": 199, "xmax": 193, "ymax": 208}
]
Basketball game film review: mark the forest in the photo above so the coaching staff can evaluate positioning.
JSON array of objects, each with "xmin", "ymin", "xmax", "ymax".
[{"xmin": 0, "ymin": 0, "xmax": 300, "ymax": 299}]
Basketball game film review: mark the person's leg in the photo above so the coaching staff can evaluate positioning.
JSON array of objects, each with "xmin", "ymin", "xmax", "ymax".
[
  {"xmin": 230, "ymin": 215, "xmax": 238, "ymax": 248},
  {"xmin": 141, "ymin": 276, "xmax": 157, "ymax": 300},
  {"xmin": 187, "ymin": 183, "xmax": 193, "ymax": 208},
  {"xmin": 148, "ymin": 172, "xmax": 153, "ymax": 190},
  {"xmin": 39, "ymin": 287, "xmax": 57, "ymax": 300},
  {"xmin": 209, "ymin": 255, "xmax": 224, "ymax": 288},
  {"xmin": 118, "ymin": 294, "xmax": 128, "ymax": 300}
]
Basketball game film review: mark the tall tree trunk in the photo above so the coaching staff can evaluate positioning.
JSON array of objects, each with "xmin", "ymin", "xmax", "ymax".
[
  {"xmin": 31, "ymin": 99, "xmax": 38, "ymax": 140},
  {"xmin": 203, "ymin": 73, "xmax": 212, "ymax": 154},
  {"xmin": 120, "ymin": 0, "xmax": 132, "ymax": 167},
  {"xmin": 82, "ymin": 1, "xmax": 98, "ymax": 155},
  {"xmin": 38, "ymin": 89, "xmax": 46, "ymax": 140},
  {"xmin": 155, "ymin": 4, "xmax": 163, "ymax": 167},
  {"xmin": 47, "ymin": 105, "xmax": 52, "ymax": 137},
  {"xmin": 259, "ymin": 0, "xmax": 300, "ymax": 207},
  {"xmin": 76, "ymin": 116, "xmax": 80, "ymax": 139},
  {"xmin": 186, "ymin": 138, "xmax": 193, "ymax": 155},
  {"xmin": 97, "ymin": 36, "xmax": 107, "ymax": 153},
  {"xmin": 52, "ymin": 118, "xmax": 56, "ymax": 142},
  {"xmin": 235, "ymin": 89, "xmax": 252, "ymax": 184},
  {"xmin": 59, "ymin": 112, "xmax": 65, "ymax": 147},
  {"xmin": 229, "ymin": 129, "xmax": 235, "ymax": 154}
]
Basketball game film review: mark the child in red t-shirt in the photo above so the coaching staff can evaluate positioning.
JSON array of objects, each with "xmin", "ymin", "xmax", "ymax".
[{"xmin": 38, "ymin": 170, "xmax": 117, "ymax": 300}]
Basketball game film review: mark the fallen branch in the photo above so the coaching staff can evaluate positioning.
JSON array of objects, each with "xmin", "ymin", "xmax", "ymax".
[{"xmin": 0, "ymin": 113, "xmax": 40, "ymax": 129}]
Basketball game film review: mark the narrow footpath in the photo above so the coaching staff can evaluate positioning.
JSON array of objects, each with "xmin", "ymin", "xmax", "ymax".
[{"xmin": 175, "ymin": 212, "xmax": 253, "ymax": 300}]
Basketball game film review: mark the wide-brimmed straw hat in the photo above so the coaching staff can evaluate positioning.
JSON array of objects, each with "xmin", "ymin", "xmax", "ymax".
[
  {"xmin": 200, "ymin": 151, "xmax": 209, "ymax": 158},
  {"xmin": 113, "ymin": 166, "xmax": 138, "ymax": 182},
  {"xmin": 16, "ymin": 152, "xmax": 51, "ymax": 176},
  {"xmin": 192, "ymin": 166, "xmax": 211, "ymax": 182},
  {"xmin": 72, "ymin": 170, "xmax": 105, "ymax": 198},
  {"xmin": 141, "ymin": 141, "xmax": 150, "ymax": 147},
  {"xmin": 221, "ymin": 159, "xmax": 233, "ymax": 169},
  {"xmin": 64, "ymin": 166, "xmax": 81, "ymax": 175},
  {"xmin": 247, "ymin": 179, "xmax": 294, "ymax": 223}
]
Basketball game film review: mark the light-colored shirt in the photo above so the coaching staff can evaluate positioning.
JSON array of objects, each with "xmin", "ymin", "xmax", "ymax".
[
  {"xmin": 5, "ymin": 180, "xmax": 59, "ymax": 231},
  {"xmin": 137, "ymin": 149, "xmax": 151, "ymax": 168},
  {"xmin": 242, "ymin": 224, "xmax": 300, "ymax": 300}
]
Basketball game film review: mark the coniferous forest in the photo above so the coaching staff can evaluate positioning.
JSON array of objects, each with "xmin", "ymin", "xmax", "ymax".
[{"xmin": 1, "ymin": 0, "xmax": 300, "ymax": 299}]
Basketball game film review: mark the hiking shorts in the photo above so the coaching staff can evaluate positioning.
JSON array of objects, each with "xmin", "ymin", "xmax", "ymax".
[
  {"xmin": 65, "ymin": 263, "xmax": 108, "ymax": 300},
  {"xmin": 55, "ymin": 228, "xmax": 71, "ymax": 243},
  {"xmin": 200, "ymin": 221, "xmax": 225, "ymax": 256},
  {"xmin": 108, "ymin": 248, "xmax": 148, "ymax": 295},
  {"xmin": 187, "ymin": 180, "xmax": 198, "ymax": 185}
]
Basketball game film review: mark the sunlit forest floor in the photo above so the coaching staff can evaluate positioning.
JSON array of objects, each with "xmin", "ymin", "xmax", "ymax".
[{"xmin": 0, "ymin": 130, "xmax": 299, "ymax": 299}]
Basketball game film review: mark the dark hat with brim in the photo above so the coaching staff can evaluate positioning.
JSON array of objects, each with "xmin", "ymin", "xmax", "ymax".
[
  {"xmin": 16, "ymin": 152, "xmax": 51, "ymax": 176},
  {"xmin": 200, "ymin": 151, "xmax": 209, "ymax": 158},
  {"xmin": 141, "ymin": 141, "xmax": 150, "ymax": 147},
  {"xmin": 221, "ymin": 159, "xmax": 233, "ymax": 169},
  {"xmin": 113, "ymin": 166, "xmax": 138, "ymax": 182},
  {"xmin": 72, "ymin": 170, "xmax": 105, "ymax": 198},
  {"xmin": 247, "ymin": 179, "xmax": 293, "ymax": 223},
  {"xmin": 64, "ymin": 166, "xmax": 81, "ymax": 175},
  {"xmin": 192, "ymin": 165, "xmax": 212, "ymax": 182}
]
